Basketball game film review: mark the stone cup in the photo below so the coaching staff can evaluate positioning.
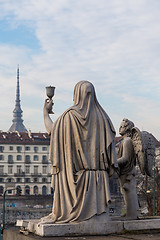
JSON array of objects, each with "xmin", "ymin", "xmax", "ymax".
[{"xmin": 46, "ymin": 86, "xmax": 55, "ymax": 114}]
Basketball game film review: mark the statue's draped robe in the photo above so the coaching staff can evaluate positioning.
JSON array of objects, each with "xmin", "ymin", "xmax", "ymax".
[{"xmin": 49, "ymin": 81, "xmax": 117, "ymax": 223}]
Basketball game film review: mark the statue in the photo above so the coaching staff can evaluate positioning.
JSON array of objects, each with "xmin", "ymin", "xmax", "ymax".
[
  {"xmin": 117, "ymin": 118, "xmax": 155, "ymax": 219},
  {"xmin": 43, "ymin": 80, "xmax": 117, "ymax": 223}
]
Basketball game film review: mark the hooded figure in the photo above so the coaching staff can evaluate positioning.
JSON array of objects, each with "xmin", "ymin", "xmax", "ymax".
[{"xmin": 43, "ymin": 81, "xmax": 117, "ymax": 223}]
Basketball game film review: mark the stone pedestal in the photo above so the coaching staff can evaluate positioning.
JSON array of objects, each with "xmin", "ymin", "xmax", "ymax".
[
  {"xmin": 17, "ymin": 219, "xmax": 123, "ymax": 237},
  {"xmin": 16, "ymin": 217, "xmax": 160, "ymax": 237}
]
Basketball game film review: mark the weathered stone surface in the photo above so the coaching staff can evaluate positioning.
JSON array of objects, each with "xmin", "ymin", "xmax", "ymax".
[
  {"xmin": 124, "ymin": 218, "xmax": 160, "ymax": 231},
  {"xmin": 16, "ymin": 218, "xmax": 160, "ymax": 237},
  {"xmin": 18, "ymin": 219, "xmax": 123, "ymax": 237}
]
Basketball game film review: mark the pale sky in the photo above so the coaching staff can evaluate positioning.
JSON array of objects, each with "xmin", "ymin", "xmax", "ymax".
[{"xmin": 0, "ymin": 0, "xmax": 160, "ymax": 139}]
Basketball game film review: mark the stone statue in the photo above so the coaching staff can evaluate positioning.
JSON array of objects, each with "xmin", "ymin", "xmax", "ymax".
[
  {"xmin": 43, "ymin": 80, "xmax": 117, "ymax": 223},
  {"xmin": 117, "ymin": 118, "xmax": 155, "ymax": 219}
]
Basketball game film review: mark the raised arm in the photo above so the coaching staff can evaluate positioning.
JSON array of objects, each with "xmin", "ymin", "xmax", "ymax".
[{"xmin": 43, "ymin": 99, "xmax": 53, "ymax": 135}]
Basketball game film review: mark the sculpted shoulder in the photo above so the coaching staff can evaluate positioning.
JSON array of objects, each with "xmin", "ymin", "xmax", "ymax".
[{"xmin": 123, "ymin": 137, "xmax": 133, "ymax": 146}]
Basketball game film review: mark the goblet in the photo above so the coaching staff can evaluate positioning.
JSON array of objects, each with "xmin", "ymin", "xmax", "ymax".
[{"xmin": 46, "ymin": 86, "xmax": 55, "ymax": 114}]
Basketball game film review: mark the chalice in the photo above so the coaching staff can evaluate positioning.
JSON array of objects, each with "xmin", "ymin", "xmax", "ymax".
[{"xmin": 46, "ymin": 86, "xmax": 55, "ymax": 114}]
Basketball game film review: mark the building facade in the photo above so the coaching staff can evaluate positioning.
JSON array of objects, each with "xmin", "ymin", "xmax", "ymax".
[{"xmin": 0, "ymin": 131, "xmax": 51, "ymax": 195}]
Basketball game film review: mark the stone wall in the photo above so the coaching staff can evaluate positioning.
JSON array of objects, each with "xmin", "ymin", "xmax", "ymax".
[
  {"xmin": 0, "ymin": 195, "xmax": 53, "ymax": 208},
  {"xmin": 0, "ymin": 207, "xmax": 52, "ymax": 224},
  {"xmin": 0, "ymin": 195, "xmax": 53, "ymax": 224}
]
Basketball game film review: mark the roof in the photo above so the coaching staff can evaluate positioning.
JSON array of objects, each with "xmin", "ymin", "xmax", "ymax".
[
  {"xmin": 0, "ymin": 131, "xmax": 159, "ymax": 147},
  {"xmin": 0, "ymin": 131, "xmax": 50, "ymax": 145}
]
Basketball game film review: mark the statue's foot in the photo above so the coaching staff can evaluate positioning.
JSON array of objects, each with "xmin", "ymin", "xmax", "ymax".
[{"xmin": 39, "ymin": 213, "xmax": 56, "ymax": 224}]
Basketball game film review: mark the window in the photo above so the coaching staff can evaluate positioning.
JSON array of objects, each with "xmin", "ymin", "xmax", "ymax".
[
  {"xmin": 42, "ymin": 155, "xmax": 47, "ymax": 161},
  {"xmin": 8, "ymin": 189, "xmax": 12, "ymax": 194},
  {"xmin": 16, "ymin": 178, "xmax": 21, "ymax": 183},
  {"xmin": 42, "ymin": 177, "xmax": 46, "ymax": 183},
  {"xmin": 8, "ymin": 165, "xmax": 13, "ymax": 174},
  {"xmin": 34, "ymin": 155, "xmax": 39, "ymax": 161},
  {"xmin": 25, "ymin": 155, "xmax": 30, "ymax": 161},
  {"xmin": 25, "ymin": 178, "xmax": 30, "ymax": 183},
  {"xmin": 9, "ymin": 146, "xmax": 13, "ymax": 150},
  {"xmin": 42, "ymin": 186, "xmax": 47, "ymax": 195},
  {"xmin": 25, "ymin": 166, "xmax": 30, "ymax": 174},
  {"xmin": 25, "ymin": 155, "xmax": 30, "ymax": 163},
  {"xmin": 25, "ymin": 146, "xmax": 30, "ymax": 151},
  {"xmin": 42, "ymin": 147, "xmax": 47, "ymax": 151},
  {"xmin": 17, "ymin": 165, "xmax": 22, "ymax": 174},
  {"xmin": 0, "ymin": 146, "xmax": 4, "ymax": 153},
  {"xmin": 17, "ymin": 146, "xmax": 22, "ymax": 153},
  {"xmin": 0, "ymin": 178, "xmax": 3, "ymax": 183},
  {"xmin": 8, "ymin": 155, "xmax": 13, "ymax": 163},
  {"xmin": 34, "ymin": 147, "xmax": 38, "ymax": 153},
  {"xmin": 17, "ymin": 155, "xmax": 22, "ymax": 161},
  {"xmin": 42, "ymin": 166, "xmax": 47, "ymax": 174},
  {"xmin": 42, "ymin": 155, "xmax": 48, "ymax": 164},
  {"xmin": 8, "ymin": 155, "xmax": 13, "ymax": 161},
  {"xmin": 0, "ymin": 155, "xmax": 4, "ymax": 161},
  {"xmin": 34, "ymin": 166, "xmax": 38, "ymax": 174},
  {"xmin": 33, "ymin": 186, "xmax": 38, "ymax": 194},
  {"xmin": 34, "ymin": 177, "xmax": 38, "ymax": 183},
  {"xmin": 7, "ymin": 178, "xmax": 12, "ymax": 183},
  {"xmin": 0, "ymin": 166, "xmax": 4, "ymax": 174}
]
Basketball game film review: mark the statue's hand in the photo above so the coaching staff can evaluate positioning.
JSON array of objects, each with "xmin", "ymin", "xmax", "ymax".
[{"xmin": 44, "ymin": 99, "xmax": 54, "ymax": 114}]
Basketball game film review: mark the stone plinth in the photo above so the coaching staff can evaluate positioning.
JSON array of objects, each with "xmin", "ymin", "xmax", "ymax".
[
  {"xmin": 17, "ymin": 219, "xmax": 123, "ymax": 237},
  {"xmin": 16, "ymin": 217, "xmax": 160, "ymax": 237},
  {"xmin": 124, "ymin": 218, "xmax": 160, "ymax": 231}
]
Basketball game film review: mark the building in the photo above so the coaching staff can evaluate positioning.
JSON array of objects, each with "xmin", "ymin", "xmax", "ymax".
[
  {"xmin": 0, "ymin": 131, "xmax": 51, "ymax": 195},
  {"xmin": 0, "ymin": 67, "xmax": 51, "ymax": 195}
]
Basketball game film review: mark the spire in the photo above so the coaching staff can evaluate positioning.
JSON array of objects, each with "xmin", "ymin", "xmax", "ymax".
[{"xmin": 8, "ymin": 66, "xmax": 27, "ymax": 132}]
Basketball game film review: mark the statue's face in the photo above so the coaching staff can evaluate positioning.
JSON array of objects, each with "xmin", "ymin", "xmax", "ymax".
[{"xmin": 119, "ymin": 121, "xmax": 127, "ymax": 136}]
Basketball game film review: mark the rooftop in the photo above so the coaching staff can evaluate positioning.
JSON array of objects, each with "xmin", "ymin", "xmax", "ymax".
[
  {"xmin": 0, "ymin": 131, "xmax": 50, "ymax": 145},
  {"xmin": 0, "ymin": 131, "xmax": 159, "ymax": 147}
]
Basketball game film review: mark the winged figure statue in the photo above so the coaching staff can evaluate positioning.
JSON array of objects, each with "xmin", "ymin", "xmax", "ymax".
[{"xmin": 117, "ymin": 119, "xmax": 155, "ymax": 219}]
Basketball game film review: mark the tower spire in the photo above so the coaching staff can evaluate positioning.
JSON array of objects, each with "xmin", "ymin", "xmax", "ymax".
[{"xmin": 8, "ymin": 66, "xmax": 27, "ymax": 132}]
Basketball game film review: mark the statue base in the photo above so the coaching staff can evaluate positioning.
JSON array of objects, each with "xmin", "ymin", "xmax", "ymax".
[
  {"xmin": 16, "ymin": 213, "xmax": 122, "ymax": 237},
  {"xmin": 16, "ymin": 217, "xmax": 160, "ymax": 237}
]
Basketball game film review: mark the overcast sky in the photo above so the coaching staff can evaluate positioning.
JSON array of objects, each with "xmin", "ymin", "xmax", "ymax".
[{"xmin": 0, "ymin": 0, "xmax": 160, "ymax": 139}]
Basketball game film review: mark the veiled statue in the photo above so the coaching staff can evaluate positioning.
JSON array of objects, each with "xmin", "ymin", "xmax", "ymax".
[
  {"xmin": 117, "ymin": 118, "xmax": 155, "ymax": 219},
  {"xmin": 43, "ymin": 81, "xmax": 117, "ymax": 223}
]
